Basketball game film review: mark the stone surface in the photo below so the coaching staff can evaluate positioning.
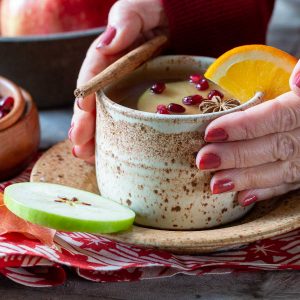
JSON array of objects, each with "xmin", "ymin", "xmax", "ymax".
[{"xmin": 1, "ymin": 271, "xmax": 300, "ymax": 299}]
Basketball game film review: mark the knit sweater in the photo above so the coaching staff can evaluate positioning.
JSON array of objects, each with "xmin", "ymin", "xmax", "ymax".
[{"xmin": 161, "ymin": 0, "xmax": 275, "ymax": 57}]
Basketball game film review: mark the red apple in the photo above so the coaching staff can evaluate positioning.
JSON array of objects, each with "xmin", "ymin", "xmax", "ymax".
[{"xmin": 1, "ymin": 0, "xmax": 116, "ymax": 36}]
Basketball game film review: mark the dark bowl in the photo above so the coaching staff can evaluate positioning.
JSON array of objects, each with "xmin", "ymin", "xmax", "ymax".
[{"xmin": 0, "ymin": 28, "xmax": 104, "ymax": 108}]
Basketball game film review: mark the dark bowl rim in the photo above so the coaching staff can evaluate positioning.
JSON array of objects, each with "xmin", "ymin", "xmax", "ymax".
[{"xmin": 0, "ymin": 27, "xmax": 105, "ymax": 43}]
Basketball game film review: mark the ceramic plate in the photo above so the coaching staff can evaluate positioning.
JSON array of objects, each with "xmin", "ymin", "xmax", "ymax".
[{"xmin": 30, "ymin": 140, "xmax": 300, "ymax": 254}]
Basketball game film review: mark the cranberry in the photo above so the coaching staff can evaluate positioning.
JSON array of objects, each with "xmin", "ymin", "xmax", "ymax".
[
  {"xmin": 207, "ymin": 90, "xmax": 224, "ymax": 99},
  {"xmin": 196, "ymin": 78, "xmax": 209, "ymax": 91},
  {"xmin": 150, "ymin": 82, "xmax": 166, "ymax": 94},
  {"xmin": 156, "ymin": 104, "xmax": 170, "ymax": 114},
  {"xmin": 182, "ymin": 95, "xmax": 203, "ymax": 105},
  {"xmin": 0, "ymin": 96, "xmax": 14, "ymax": 111},
  {"xmin": 189, "ymin": 73, "xmax": 203, "ymax": 84},
  {"xmin": 167, "ymin": 103, "xmax": 186, "ymax": 113}
]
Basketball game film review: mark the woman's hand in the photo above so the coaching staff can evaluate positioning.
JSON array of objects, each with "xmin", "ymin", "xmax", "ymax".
[
  {"xmin": 69, "ymin": 0, "xmax": 168, "ymax": 163},
  {"xmin": 196, "ymin": 90, "xmax": 300, "ymax": 206},
  {"xmin": 290, "ymin": 59, "xmax": 300, "ymax": 97}
]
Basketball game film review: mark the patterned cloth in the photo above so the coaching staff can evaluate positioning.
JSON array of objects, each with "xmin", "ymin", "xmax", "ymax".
[{"xmin": 1, "ymin": 163, "xmax": 300, "ymax": 287}]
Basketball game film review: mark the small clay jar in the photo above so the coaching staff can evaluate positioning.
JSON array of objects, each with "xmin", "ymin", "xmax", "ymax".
[{"xmin": 0, "ymin": 76, "xmax": 40, "ymax": 181}]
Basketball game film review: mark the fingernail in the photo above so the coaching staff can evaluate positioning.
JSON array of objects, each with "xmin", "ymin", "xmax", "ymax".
[
  {"xmin": 96, "ymin": 26, "xmax": 116, "ymax": 48},
  {"xmin": 205, "ymin": 128, "xmax": 228, "ymax": 142},
  {"xmin": 198, "ymin": 153, "xmax": 221, "ymax": 170},
  {"xmin": 68, "ymin": 123, "xmax": 74, "ymax": 140},
  {"xmin": 76, "ymin": 98, "xmax": 83, "ymax": 110},
  {"xmin": 241, "ymin": 195, "xmax": 257, "ymax": 207},
  {"xmin": 294, "ymin": 72, "xmax": 300, "ymax": 88},
  {"xmin": 212, "ymin": 179, "xmax": 234, "ymax": 194},
  {"xmin": 72, "ymin": 147, "xmax": 77, "ymax": 158}
]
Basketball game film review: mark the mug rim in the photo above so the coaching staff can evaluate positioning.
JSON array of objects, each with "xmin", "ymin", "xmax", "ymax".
[{"xmin": 99, "ymin": 55, "xmax": 263, "ymax": 121}]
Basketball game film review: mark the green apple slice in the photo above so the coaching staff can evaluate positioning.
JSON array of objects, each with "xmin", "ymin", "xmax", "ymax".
[{"xmin": 4, "ymin": 182, "xmax": 135, "ymax": 233}]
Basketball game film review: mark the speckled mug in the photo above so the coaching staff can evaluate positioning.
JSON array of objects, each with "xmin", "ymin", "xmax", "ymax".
[{"xmin": 95, "ymin": 55, "xmax": 263, "ymax": 230}]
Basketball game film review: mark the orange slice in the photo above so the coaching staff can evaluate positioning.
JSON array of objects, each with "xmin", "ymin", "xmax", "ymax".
[{"xmin": 205, "ymin": 45, "xmax": 297, "ymax": 102}]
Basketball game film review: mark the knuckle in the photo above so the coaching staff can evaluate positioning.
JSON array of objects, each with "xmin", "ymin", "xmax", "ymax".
[
  {"xmin": 239, "ymin": 168, "xmax": 259, "ymax": 189},
  {"xmin": 233, "ymin": 145, "xmax": 247, "ymax": 168},
  {"xmin": 284, "ymin": 160, "xmax": 300, "ymax": 183},
  {"xmin": 273, "ymin": 101, "xmax": 298, "ymax": 132},
  {"xmin": 240, "ymin": 111, "xmax": 257, "ymax": 139},
  {"xmin": 274, "ymin": 133, "xmax": 298, "ymax": 160}
]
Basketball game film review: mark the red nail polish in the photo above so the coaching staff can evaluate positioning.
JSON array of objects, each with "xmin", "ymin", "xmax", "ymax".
[
  {"xmin": 212, "ymin": 179, "xmax": 234, "ymax": 194},
  {"xmin": 68, "ymin": 124, "xmax": 74, "ymax": 140},
  {"xmin": 294, "ymin": 72, "xmax": 300, "ymax": 88},
  {"xmin": 242, "ymin": 195, "xmax": 257, "ymax": 206},
  {"xmin": 205, "ymin": 128, "xmax": 228, "ymax": 142},
  {"xmin": 96, "ymin": 26, "xmax": 116, "ymax": 48},
  {"xmin": 72, "ymin": 147, "xmax": 77, "ymax": 158},
  {"xmin": 198, "ymin": 153, "xmax": 221, "ymax": 170}
]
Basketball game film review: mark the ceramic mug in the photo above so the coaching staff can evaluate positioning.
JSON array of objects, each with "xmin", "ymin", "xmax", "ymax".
[{"xmin": 95, "ymin": 55, "xmax": 263, "ymax": 230}]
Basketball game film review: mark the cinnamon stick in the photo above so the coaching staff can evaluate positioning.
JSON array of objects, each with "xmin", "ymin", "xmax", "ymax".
[{"xmin": 74, "ymin": 35, "xmax": 168, "ymax": 99}]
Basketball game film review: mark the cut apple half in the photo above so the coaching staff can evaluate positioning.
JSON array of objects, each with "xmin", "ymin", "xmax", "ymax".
[{"xmin": 4, "ymin": 182, "xmax": 135, "ymax": 233}]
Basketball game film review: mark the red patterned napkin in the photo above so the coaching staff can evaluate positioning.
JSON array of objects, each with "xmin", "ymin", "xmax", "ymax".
[
  {"xmin": 0, "ymin": 192, "xmax": 55, "ymax": 246},
  {"xmin": 1, "ymin": 161, "xmax": 300, "ymax": 287}
]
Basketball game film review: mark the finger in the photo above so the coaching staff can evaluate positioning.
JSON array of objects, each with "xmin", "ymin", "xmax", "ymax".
[
  {"xmin": 237, "ymin": 183, "xmax": 300, "ymax": 206},
  {"xmin": 197, "ymin": 127, "xmax": 300, "ymax": 170},
  {"xmin": 98, "ymin": 0, "xmax": 164, "ymax": 53},
  {"xmin": 76, "ymin": 41, "xmax": 120, "ymax": 112},
  {"xmin": 204, "ymin": 91, "xmax": 300, "ymax": 142},
  {"xmin": 290, "ymin": 59, "xmax": 300, "ymax": 97},
  {"xmin": 72, "ymin": 138, "xmax": 95, "ymax": 160},
  {"xmin": 85, "ymin": 155, "xmax": 95, "ymax": 165},
  {"xmin": 69, "ymin": 110, "xmax": 95, "ymax": 146},
  {"xmin": 97, "ymin": 1, "xmax": 141, "ymax": 52},
  {"xmin": 210, "ymin": 159, "xmax": 300, "ymax": 194}
]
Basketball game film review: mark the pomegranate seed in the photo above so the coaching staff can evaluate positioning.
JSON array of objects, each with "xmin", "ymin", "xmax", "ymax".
[
  {"xmin": 0, "ymin": 110, "xmax": 8, "ymax": 119},
  {"xmin": 0, "ymin": 96, "xmax": 14, "ymax": 111},
  {"xmin": 182, "ymin": 95, "xmax": 203, "ymax": 105},
  {"xmin": 207, "ymin": 90, "xmax": 224, "ymax": 99},
  {"xmin": 150, "ymin": 82, "xmax": 166, "ymax": 94},
  {"xmin": 196, "ymin": 78, "xmax": 209, "ymax": 91},
  {"xmin": 189, "ymin": 73, "xmax": 203, "ymax": 84},
  {"xmin": 156, "ymin": 104, "xmax": 170, "ymax": 114},
  {"xmin": 167, "ymin": 103, "xmax": 186, "ymax": 113}
]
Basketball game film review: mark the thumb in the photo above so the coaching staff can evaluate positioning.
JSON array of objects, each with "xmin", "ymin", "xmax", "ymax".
[
  {"xmin": 97, "ymin": 0, "xmax": 164, "ymax": 54},
  {"xmin": 290, "ymin": 59, "xmax": 300, "ymax": 97}
]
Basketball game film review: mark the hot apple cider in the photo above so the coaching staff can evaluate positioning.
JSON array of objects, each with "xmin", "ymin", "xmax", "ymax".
[{"xmin": 137, "ymin": 75, "xmax": 240, "ymax": 115}]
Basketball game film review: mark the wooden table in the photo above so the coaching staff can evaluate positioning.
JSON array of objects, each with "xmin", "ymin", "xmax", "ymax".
[{"xmin": 1, "ymin": 108, "xmax": 300, "ymax": 299}]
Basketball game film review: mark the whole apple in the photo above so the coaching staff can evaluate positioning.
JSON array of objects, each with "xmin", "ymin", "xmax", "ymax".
[{"xmin": 1, "ymin": 0, "xmax": 116, "ymax": 36}]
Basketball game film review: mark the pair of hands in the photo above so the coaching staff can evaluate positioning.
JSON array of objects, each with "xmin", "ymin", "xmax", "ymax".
[{"xmin": 69, "ymin": 0, "xmax": 300, "ymax": 206}]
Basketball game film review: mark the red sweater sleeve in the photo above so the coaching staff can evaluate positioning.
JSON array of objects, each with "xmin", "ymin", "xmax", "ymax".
[{"xmin": 161, "ymin": 0, "xmax": 274, "ymax": 57}]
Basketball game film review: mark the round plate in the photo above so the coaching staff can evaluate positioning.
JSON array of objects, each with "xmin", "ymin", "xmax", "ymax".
[{"xmin": 30, "ymin": 140, "xmax": 300, "ymax": 254}]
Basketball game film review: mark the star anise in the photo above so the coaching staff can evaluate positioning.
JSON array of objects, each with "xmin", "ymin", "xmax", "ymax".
[{"xmin": 199, "ymin": 96, "xmax": 241, "ymax": 114}]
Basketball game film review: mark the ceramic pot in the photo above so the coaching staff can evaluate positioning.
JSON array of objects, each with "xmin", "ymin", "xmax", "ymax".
[{"xmin": 95, "ymin": 55, "xmax": 263, "ymax": 230}]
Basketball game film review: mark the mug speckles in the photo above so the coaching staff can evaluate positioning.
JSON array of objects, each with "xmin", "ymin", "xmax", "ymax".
[{"xmin": 95, "ymin": 55, "xmax": 263, "ymax": 230}]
